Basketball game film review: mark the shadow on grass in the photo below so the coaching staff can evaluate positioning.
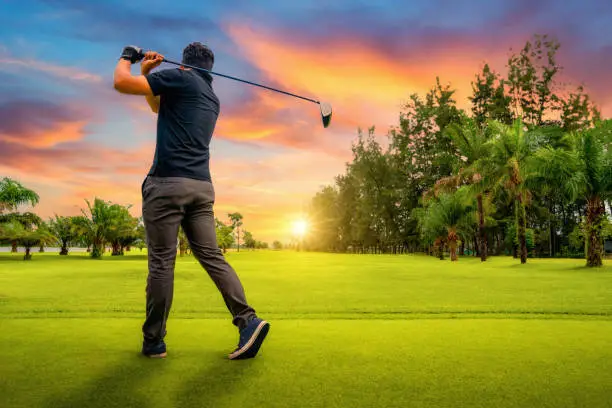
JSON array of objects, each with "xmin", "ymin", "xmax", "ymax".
[
  {"xmin": 0, "ymin": 255, "xmax": 25, "ymax": 262},
  {"xmin": 174, "ymin": 354, "xmax": 254, "ymax": 408},
  {"xmin": 502, "ymin": 262, "xmax": 612, "ymax": 273},
  {"xmin": 41, "ymin": 350, "xmax": 253, "ymax": 408},
  {"xmin": 41, "ymin": 352, "xmax": 154, "ymax": 408}
]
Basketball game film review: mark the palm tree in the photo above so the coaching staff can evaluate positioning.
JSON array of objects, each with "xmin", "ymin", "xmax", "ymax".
[
  {"xmin": 104, "ymin": 203, "xmax": 137, "ymax": 256},
  {"xmin": 435, "ymin": 115, "xmax": 492, "ymax": 261},
  {"xmin": 0, "ymin": 220, "xmax": 18, "ymax": 242},
  {"xmin": 81, "ymin": 198, "xmax": 118, "ymax": 258},
  {"xmin": 532, "ymin": 119, "xmax": 612, "ymax": 267},
  {"xmin": 0, "ymin": 178, "xmax": 40, "ymax": 252},
  {"xmin": 419, "ymin": 188, "xmax": 475, "ymax": 261},
  {"xmin": 0, "ymin": 221, "xmax": 25, "ymax": 255},
  {"xmin": 0, "ymin": 177, "xmax": 39, "ymax": 213},
  {"xmin": 70, "ymin": 215, "xmax": 93, "ymax": 252},
  {"xmin": 0, "ymin": 212, "xmax": 43, "ymax": 253},
  {"xmin": 49, "ymin": 215, "xmax": 87, "ymax": 255},
  {"xmin": 37, "ymin": 220, "xmax": 55, "ymax": 252},
  {"xmin": 478, "ymin": 119, "xmax": 545, "ymax": 264},
  {"xmin": 0, "ymin": 214, "xmax": 54, "ymax": 260}
]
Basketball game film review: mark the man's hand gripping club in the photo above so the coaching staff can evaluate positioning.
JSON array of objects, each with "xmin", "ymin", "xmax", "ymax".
[{"xmin": 113, "ymin": 45, "xmax": 164, "ymax": 108}]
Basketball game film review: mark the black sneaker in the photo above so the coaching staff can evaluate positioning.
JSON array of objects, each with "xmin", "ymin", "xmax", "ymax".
[
  {"xmin": 228, "ymin": 318, "xmax": 270, "ymax": 360},
  {"xmin": 142, "ymin": 340, "xmax": 167, "ymax": 358}
]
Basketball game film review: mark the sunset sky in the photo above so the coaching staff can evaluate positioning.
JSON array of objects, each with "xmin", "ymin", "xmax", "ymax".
[{"xmin": 1, "ymin": 0, "xmax": 612, "ymax": 242}]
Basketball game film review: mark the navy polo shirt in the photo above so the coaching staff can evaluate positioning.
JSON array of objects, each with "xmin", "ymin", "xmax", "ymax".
[{"xmin": 145, "ymin": 67, "xmax": 220, "ymax": 182}]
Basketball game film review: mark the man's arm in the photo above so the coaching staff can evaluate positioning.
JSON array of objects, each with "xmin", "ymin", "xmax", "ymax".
[
  {"xmin": 113, "ymin": 59, "xmax": 153, "ymax": 96},
  {"xmin": 114, "ymin": 47, "xmax": 184, "ymax": 113},
  {"xmin": 144, "ymin": 94, "xmax": 160, "ymax": 113}
]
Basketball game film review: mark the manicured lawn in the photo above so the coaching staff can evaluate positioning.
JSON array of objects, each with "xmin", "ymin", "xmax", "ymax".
[{"xmin": 1, "ymin": 251, "xmax": 611, "ymax": 407}]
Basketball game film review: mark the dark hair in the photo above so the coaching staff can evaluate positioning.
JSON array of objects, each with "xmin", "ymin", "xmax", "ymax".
[{"xmin": 182, "ymin": 42, "xmax": 214, "ymax": 70}]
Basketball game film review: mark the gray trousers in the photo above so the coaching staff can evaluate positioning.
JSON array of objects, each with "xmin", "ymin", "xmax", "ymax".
[{"xmin": 141, "ymin": 176, "xmax": 256, "ymax": 345}]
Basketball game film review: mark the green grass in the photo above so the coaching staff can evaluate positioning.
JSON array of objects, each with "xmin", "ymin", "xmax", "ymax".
[{"xmin": 1, "ymin": 251, "xmax": 612, "ymax": 407}]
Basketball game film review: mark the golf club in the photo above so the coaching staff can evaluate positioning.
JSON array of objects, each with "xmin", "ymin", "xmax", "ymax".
[{"xmin": 161, "ymin": 58, "xmax": 332, "ymax": 128}]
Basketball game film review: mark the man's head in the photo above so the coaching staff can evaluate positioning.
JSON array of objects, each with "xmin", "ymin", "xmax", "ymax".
[{"xmin": 181, "ymin": 42, "xmax": 214, "ymax": 71}]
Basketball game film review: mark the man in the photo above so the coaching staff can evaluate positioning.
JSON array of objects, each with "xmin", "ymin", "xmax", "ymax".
[{"xmin": 113, "ymin": 43, "xmax": 270, "ymax": 360}]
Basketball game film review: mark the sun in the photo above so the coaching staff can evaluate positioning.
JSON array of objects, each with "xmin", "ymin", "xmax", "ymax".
[{"xmin": 292, "ymin": 219, "xmax": 308, "ymax": 237}]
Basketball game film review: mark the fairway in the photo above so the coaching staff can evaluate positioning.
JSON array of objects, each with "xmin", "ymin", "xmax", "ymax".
[{"xmin": 1, "ymin": 251, "xmax": 612, "ymax": 408}]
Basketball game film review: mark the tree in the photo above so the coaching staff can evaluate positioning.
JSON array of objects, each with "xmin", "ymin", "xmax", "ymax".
[
  {"xmin": 0, "ymin": 178, "xmax": 40, "ymax": 253},
  {"xmin": 272, "ymin": 240, "xmax": 283, "ymax": 250},
  {"xmin": 418, "ymin": 188, "xmax": 475, "ymax": 261},
  {"xmin": 103, "ymin": 204, "xmax": 138, "ymax": 256},
  {"xmin": 389, "ymin": 78, "xmax": 463, "ymax": 197},
  {"xmin": 387, "ymin": 78, "xmax": 464, "ymax": 253},
  {"xmin": 533, "ymin": 120, "xmax": 612, "ymax": 266},
  {"xmin": 298, "ymin": 33, "xmax": 611, "ymax": 261},
  {"xmin": 561, "ymin": 86, "xmax": 601, "ymax": 132},
  {"xmin": 506, "ymin": 34, "xmax": 562, "ymax": 127},
  {"xmin": 479, "ymin": 119, "xmax": 546, "ymax": 264},
  {"xmin": 134, "ymin": 218, "xmax": 146, "ymax": 252},
  {"xmin": 215, "ymin": 218, "xmax": 234, "ymax": 253},
  {"xmin": 37, "ymin": 220, "xmax": 53, "ymax": 252},
  {"xmin": 228, "ymin": 212, "xmax": 243, "ymax": 251},
  {"xmin": 436, "ymin": 114, "xmax": 493, "ymax": 261},
  {"xmin": 71, "ymin": 215, "xmax": 94, "ymax": 253},
  {"xmin": 36, "ymin": 221, "xmax": 56, "ymax": 254},
  {"xmin": 242, "ymin": 230, "xmax": 256, "ymax": 250},
  {"xmin": 469, "ymin": 63, "xmax": 513, "ymax": 128},
  {"xmin": 0, "ymin": 221, "xmax": 22, "ymax": 250},
  {"xmin": 104, "ymin": 204, "xmax": 139, "ymax": 256},
  {"xmin": 0, "ymin": 211, "xmax": 43, "ymax": 253},
  {"xmin": 49, "ymin": 215, "xmax": 84, "ymax": 255},
  {"xmin": 0, "ymin": 177, "xmax": 39, "ymax": 214},
  {"xmin": 80, "ymin": 199, "xmax": 138, "ymax": 258},
  {"xmin": 178, "ymin": 226, "xmax": 190, "ymax": 256},
  {"xmin": 335, "ymin": 171, "xmax": 360, "ymax": 252},
  {"xmin": 14, "ymin": 224, "xmax": 46, "ymax": 260},
  {"xmin": 81, "ymin": 198, "xmax": 125, "ymax": 258},
  {"xmin": 307, "ymin": 185, "xmax": 341, "ymax": 251},
  {"xmin": 349, "ymin": 127, "xmax": 403, "ymax": 253},
  {"xmin": 0, "ymin": 213, "xmax": 54, "ymax": 260}
]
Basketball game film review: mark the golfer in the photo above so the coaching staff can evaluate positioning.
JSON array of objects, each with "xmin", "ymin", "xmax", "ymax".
[{"xmin": 113, "ymin": 43, "xmax": 270, "ymax": 360}]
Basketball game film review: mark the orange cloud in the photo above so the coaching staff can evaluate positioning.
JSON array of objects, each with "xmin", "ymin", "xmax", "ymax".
[
  {"xmin": 0, "ymin": 99, "xmax": 96, "ymax": 148},
  {"xmin": 216, "ymin": 113, "xmax": 284, "ymax": 140},
  {"xmin": 226, "ymin": 24, "xmax": 612, "ymax": 127},
  {"xmin": 0, "ymin": 119, "xmax": 88, "ymax": 147},
  {"xmin": 224, "ymin": 24, "xmax": 490, "ymax": 132}
]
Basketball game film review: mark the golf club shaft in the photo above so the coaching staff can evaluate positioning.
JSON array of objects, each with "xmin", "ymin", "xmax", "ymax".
[{"xmin": 162, "ymin": 58, "xmax": 320, "ymax": 105}]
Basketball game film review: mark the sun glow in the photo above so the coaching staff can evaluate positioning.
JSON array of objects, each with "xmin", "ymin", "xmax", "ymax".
[{"xmin": 292, "ymin": 219, "xmax": 308, "ymax": 237}]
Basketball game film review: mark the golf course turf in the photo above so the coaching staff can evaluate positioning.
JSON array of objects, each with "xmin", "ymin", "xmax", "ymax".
[{"xmin": 1, "ymin": 251, "xmax": 611, "ymax": 407}]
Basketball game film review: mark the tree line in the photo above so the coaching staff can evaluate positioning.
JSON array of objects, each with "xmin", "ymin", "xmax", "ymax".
[
  {"xmin": 0, "ymin": 179, "xmax": 266, "ymax": 260},
  {"xmin": 304, "ymin": 34, "xmax": 612, "ymax": 267}
]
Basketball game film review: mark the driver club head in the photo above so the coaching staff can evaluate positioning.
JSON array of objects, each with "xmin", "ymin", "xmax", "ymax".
[{"xmin": 319, "ymin": 102, "xmax": 332, "ymax": 128}]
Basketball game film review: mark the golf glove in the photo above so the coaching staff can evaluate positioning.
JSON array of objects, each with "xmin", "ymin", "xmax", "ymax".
[{"xmin": 120, "ymin": 45, "xmax": 145, "ymax": 64}]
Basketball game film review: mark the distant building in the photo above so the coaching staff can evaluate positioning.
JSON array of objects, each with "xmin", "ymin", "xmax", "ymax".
[{"xmin": 605, "ymin": 240, "xmax": 612, "ymax": 254}]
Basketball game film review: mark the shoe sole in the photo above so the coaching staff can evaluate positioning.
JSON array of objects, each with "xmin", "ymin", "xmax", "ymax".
[
  {"xmin": 228, "ymin": 320, "xmax": 270, "ymax": 360},
  {"xmin": 143, "ymin": 351, "xmax": 167, "ymax": 359}
]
